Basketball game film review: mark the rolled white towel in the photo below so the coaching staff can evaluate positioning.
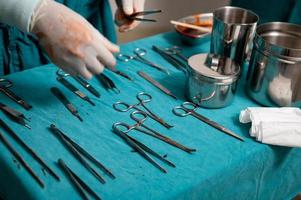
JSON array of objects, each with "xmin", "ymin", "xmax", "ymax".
[{"xmin": 239, "ymin": 107, "xmax": 301, "ymax": 147}]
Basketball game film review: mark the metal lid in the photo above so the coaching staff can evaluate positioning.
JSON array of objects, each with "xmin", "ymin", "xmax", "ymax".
[
  {"xmin": 254, "ymin": 22, "xmax": 301, "ymax": 62},
  {"xmin": 188, "ymin": 53, "xmax": 240, "ymax": 84}
]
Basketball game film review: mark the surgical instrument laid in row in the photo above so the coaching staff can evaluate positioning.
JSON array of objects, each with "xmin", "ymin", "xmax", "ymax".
[
  {"xmin": 0, "ymin": 102, "xmax": 31, "ymax": 129},
  {"xmin": 113, "ymin": 92, "xmax": 173, "ymax": 129},
  {"xmin": 173, "ymin": 102, "xmax": 244, "ymax": 141},
  {"xmin": 96, "ymin": 73, "xmax": 120, "ymax": 94},
  {"xmin": 127, "ymin": 9, "xmax": 162, "ymax": 22},
  {"xmin": 152, "ymin": 46, "xmax": 188, "ymax": 74},
  {"xmin": 117, "ymin": 48, "xmax": 170, "ymax": 75},
  {"xmin": 49, "ymin": 124, "xmax": 115, "ymax": 184},
  {"xmin": 112, "ymin": 122, "xmax": 175, "ymax": 173},
  {"xmin": 0, "ymin": 119, "xmax": 60, "ymax": 181},
  {"xmin": 56, "ymin": 75, "xmax": 95, "ymax": 106},
  {"xmin": 58, "ymin": 159, "xmax": 102, "ymax": 200},
  {"xmin": 0, "ymin": 131, "xmax": 44, "ymax": 187},
  {"xmin": 50, "ymin": 87, "xmax": 83, "ymax": 122},
  {"xmin": 137, "ymin": 71, "xmax": 177, "ymax": 100},
  {"xmin": 57, "ymin": 70, "xmax": 100, "ymax": 98},
  {"xmin": 117, "ymin": 110, "xmax": 195, "ymax": 153},
  {"xmin": 0, "ymin": 78, "xmax": 32, "ymax": 110}
]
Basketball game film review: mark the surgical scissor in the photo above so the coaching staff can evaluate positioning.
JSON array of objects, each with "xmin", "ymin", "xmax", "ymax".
[
  {"xmin": 173, "ymin": 102, "xmax": 244, "ymax": 141},
  {"xmin": 112, "ymin": 115, "xmax": 175, "ymax": 173},
  {"xmin": 128, "ymin": 111, "xmax": 195, "ymax": 153},
  {"xmin": 152, "ymin": 45, "xmax": 188, "ymax": 74},
  {"xmin": 164, "ymin": 46, "xmax": 188, "ymax": 62},
  {"xmin": 57, "ymin": 70, "xmax": 100, "ymax": 99},
  {"xmin": 117, "ymin": 48, "xmax": 170, "ymax": 75},
  {"xmin": 0, "ymin": 78, "xmax": 32, "ymax": 110},
  {"xmin": 113, "ymin": 92, "xmax": 173, "ymax": 129}
]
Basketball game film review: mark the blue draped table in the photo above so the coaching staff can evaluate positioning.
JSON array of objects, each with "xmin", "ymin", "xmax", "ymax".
[{"xmin": 0, "ymin": 32, "xmax": 300, "ymax": 200}]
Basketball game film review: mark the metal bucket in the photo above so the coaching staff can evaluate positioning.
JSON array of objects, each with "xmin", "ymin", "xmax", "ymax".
[
  {"xmin": 246, "ymin": 22, "xmax": 301, "ymax": 107},
  {"xmin": 210, "ymin": 6, "xmax": 259, "ymax": 67},
  {"xmin": 187, "ymin": 53, "xmax": 240, "ymax": 108}
]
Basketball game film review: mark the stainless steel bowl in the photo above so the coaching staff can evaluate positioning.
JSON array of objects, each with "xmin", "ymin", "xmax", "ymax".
[
  {"xmin": 187, "ymin": 53, "xmax": 240, "ymax": 108},
  {"xmin": 246, "ymin": 22, "xmax": 301, "ymax": 107},
  {"xmin": 174, "ymin": 13, "xmax": 213, "ymax": 46}
]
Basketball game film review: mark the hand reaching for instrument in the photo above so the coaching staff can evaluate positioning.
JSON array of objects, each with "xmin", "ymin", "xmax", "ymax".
[
  {"xmin": 30, "ymin": 0, "xmax": 120, "ymax": 79},
  {"xmin": 115, "ymin": 0, "xmax": 146, "ymax": 32}
]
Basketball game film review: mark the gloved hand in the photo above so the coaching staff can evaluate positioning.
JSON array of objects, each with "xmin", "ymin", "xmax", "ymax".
[
  {"xmin": 30, "ymin": 0, "xmax": 119, "ymax": 79},
  {"xmin": 115, "ymin": 0, "xmax": 146, "ymax": 32}
]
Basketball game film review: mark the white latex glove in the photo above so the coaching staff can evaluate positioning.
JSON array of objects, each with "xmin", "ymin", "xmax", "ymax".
[
  {"xmin": 30, "ymin": 0, "xmax": 119, "ymax": 79},
  {"xmin": 115, "ymin": 0, "xmax": 145, "ymax": 32}
]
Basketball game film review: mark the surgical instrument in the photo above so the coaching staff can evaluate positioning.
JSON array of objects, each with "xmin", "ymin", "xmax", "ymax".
[
  {"xmin": 112, "ymin": 123, "xmax": 175, "ymax": 173},
  {"xmin": 56, "ymin": 70, "xmax": 100, "ymax": 98},
  {"xmin": 127, "ymin": 111, "xmax": 195, "ymax": 153},
  {"xmin": 173, "ymin": 102, "xmax": 244, "ymax": 141},
  {"xmin": 112, "ymin": 70, "xmax": 133, "ymax": 81},
  {"xmin": 137, "ymin": 71, "xmax": 177, "ymax": 100},
  {"xmin": 117, "ymin": 48, "xmax": 170, "ymax": 75},
  {"xmin": 113, "ymin": 92, "xmax": 173, "ymax": 129},
  {"xmin": 0, "ymin": 119, "xmax": 60, "ymax": 181},
  {"xmin": 50, "ymin": 87, "xmax": 83, "ymax": 122},
  {"xmin": 0, "ymin": 131, "xmax": 44, "ymax": 187},
  {"xmin": 152, "ymin": 45, "xmax": 188, "ymax": 74},
  {"xmin": 50, "ymin": 124, "xmax": 115, "ymax": 183},
  {"xmin": 56, "ymin": 73, "xmax": 95, "ymax": 106},
  {"xmin": 127, "ymin": 9, "xmax": 162, "ymax": 22},
  {"xmin": 0, "ymin": 102, "xmax": 31, "ymax": 129},
  {"xmin": 96, "ymin": 73, "xmax": 120, "ymax": 94},
  {"xmin": 0, "ymin": 78, "xmax": 32, "ymax": 110},
  {"xmin": 164, "ymin": 46, "xmax": 188, "ymax": 62},
  {"xmin": 58, "ymin": 159, "xmax": 102, "ymax": 200}
]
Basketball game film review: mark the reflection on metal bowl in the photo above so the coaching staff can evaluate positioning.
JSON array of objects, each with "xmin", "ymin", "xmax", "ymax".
[
  {"xmin": 174, "ymin": 13, "xmax": 213, "ymax": 46},
  {"xmin": 246, "ymin": 22, "xmax": 301, "ymax": 107}
]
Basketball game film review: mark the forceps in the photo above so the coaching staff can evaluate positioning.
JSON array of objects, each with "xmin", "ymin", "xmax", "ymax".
[
  {"xmin": 0, "ymin": 131, "xmax": 44, "ymax": 187},
  {"xmin": 0, "ymin": 102, "xmax": 31, "ymax": 129},
  {"xmin": 173, "ymin": 102, "xmax": 244, "ymax": 141},
  {"xmin": 51, "ymin": 87, "xmax": 83, "ymax": 122},
  {"xmin": 50, "ymin": 124, "xmax": 115, "ymax": 184},
  {"xmin": 117, "ymin": 48, "xmax": 170, "ymax": 75},
  {"xmin": 128, "ymin": 111, "xmax": 195, "ymax": 153},
  {"xmin": 127, "ymin": 9, "xmax": 162, "ymax": 22},
  {"xmin": 113, "ymin": 92, "xmax": 173, "ymax": 129},
  {"xmin": 0, "ymin": 78, "xmax": 32, "ymax": 110},
  {"xmin": 0, "ymin": 119, "xmax": 60, "ymax": 181},
  {"xmin": 58, "ymin": 159, "xmax": 101, "ymax": 200},
  {"xmin": 112, "ymin": 120, "xmax": 175, "ymax": 173},
  {"xmin": 56, "ymin": 71, "xmax": 96, "ymax": 105}
]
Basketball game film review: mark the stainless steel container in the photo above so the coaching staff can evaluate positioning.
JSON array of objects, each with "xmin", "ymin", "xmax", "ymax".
[
  {"xmin": 210, "ymin": 6, "xmax": 259, "ymax": 67},
  {"xmin": 246, "ymin": 22, "xmax": 301, "ymax": 107},
  {"xmin": 187, "ymin": 53, "xmax": 240, "ymax": 108}
]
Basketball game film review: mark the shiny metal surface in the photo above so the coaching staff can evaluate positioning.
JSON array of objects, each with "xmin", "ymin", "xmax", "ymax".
[
  {"xmin": 175, "ymin": 13, "xmax": 213, "ymax": 46},
  {"xmin": 246, "ymin": 22, "xmax": 301, "ymax": 107},
  {"xmin": 187, "ymin": 53, "xmax": 240, "ymax": 108},
  {"xmin": 210, "ymin": 6, "xmax": 258, "ymax": 67}
]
